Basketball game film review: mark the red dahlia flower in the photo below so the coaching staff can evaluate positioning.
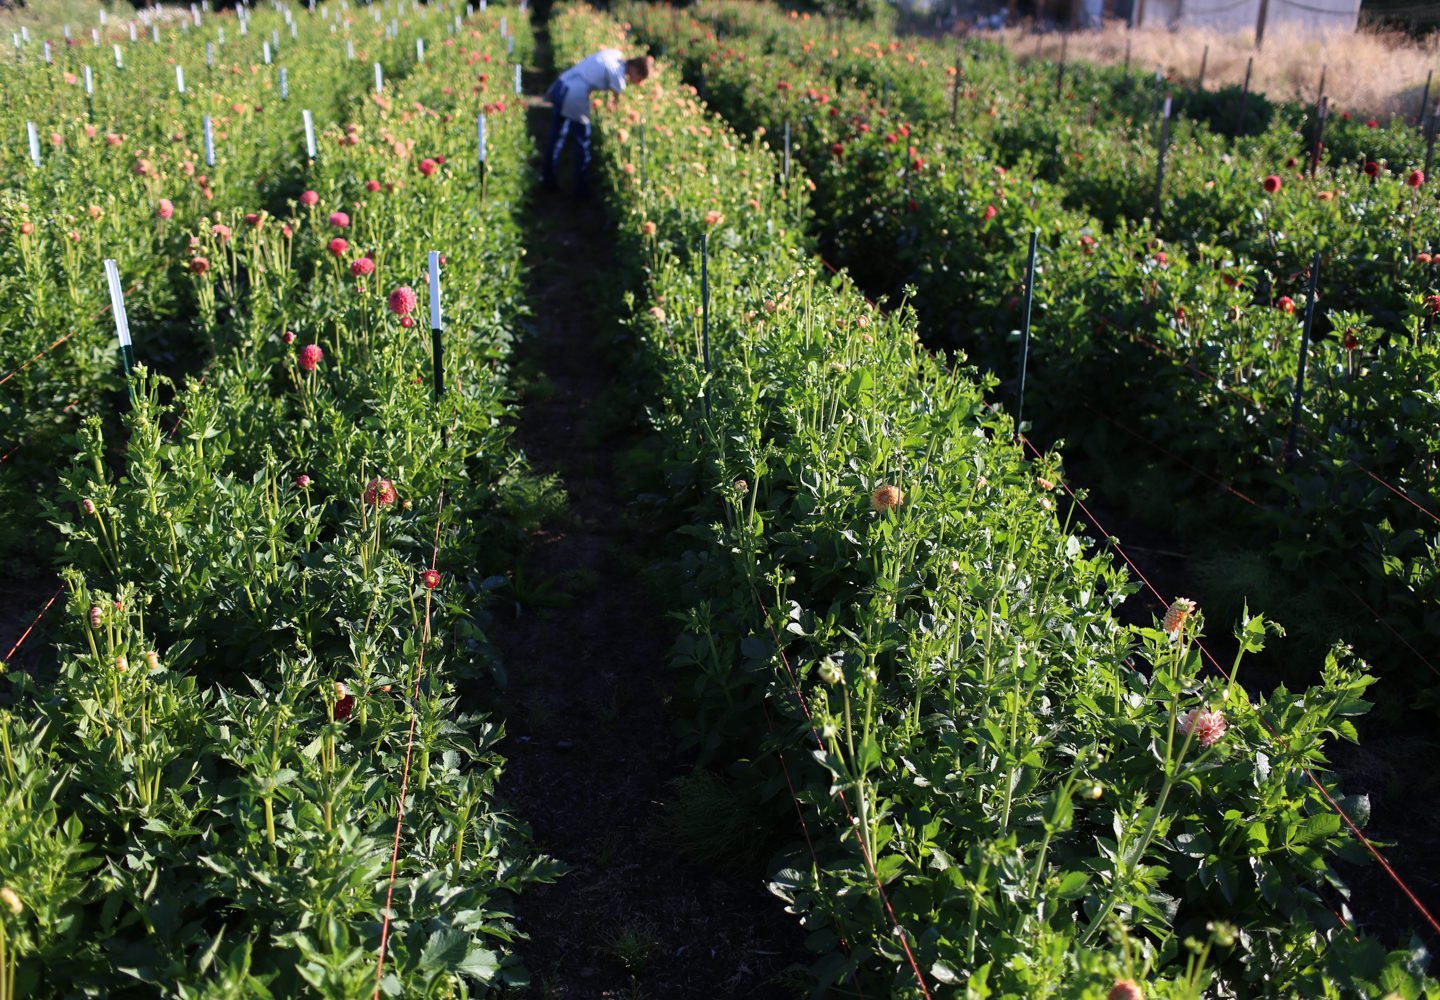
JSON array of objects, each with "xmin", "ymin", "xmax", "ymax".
[{"xmin": 388, "ymin": 286, "xmax": 418, "ymax": 315}]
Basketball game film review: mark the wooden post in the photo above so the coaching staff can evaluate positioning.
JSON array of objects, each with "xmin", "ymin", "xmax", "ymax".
[
  {"xmin": 1309, "ymin": 96, "xmax": 1327, "ymax": 177},
  {"xmin": 1255, "ymin": 0, "xmax": 1271, "ymax": 50},
  {"xmin": 1425, "ymin": 99, "xmax": 1439, "ymax": 182},
  {"xmin": 1236, "ymin": 56, "xmax": 1253, "ymax": 134},
  {"xmin": 1421, "ymin": 69, "xmax": 1433, "ymax": 132},
  {"xmin": 1197, "ymin": 44, "xmax": 1208, "ymax": 90}
]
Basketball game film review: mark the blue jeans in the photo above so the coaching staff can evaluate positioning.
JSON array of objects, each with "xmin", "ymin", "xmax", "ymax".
[{"xmin": 543, "ymin": 80, "xmax": 591, "ymax": 194}]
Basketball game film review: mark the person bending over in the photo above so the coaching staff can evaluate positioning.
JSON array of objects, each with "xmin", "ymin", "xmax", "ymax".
[{"xmin": 542, "ymin": 50, "xmax": 652, "ymax": 197}]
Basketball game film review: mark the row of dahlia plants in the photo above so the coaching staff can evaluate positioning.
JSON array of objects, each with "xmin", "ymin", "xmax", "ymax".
[
  {"xmin": 0, "ymin": 3, "xmax": 439, "ymax": 561},
  {"xmin": 691, "ymin": 0, "xmax": 1433, "ymax": 232},
  {"xmin": 0, "ymin": 7, "xmax": 559, "ymax": 997},
  {"xmin": 555, "ymin": 4, "xmax": 1429, "ymax": 997},
  {"xmin": 623, "ymin": 2, "xmax": 1440, "ymax": 725}
]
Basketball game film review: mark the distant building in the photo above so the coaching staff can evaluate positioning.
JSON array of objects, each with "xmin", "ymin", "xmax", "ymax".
[{"xmin": 1132, "ymin": 0, "xmax": 1360, "ymax": 34}]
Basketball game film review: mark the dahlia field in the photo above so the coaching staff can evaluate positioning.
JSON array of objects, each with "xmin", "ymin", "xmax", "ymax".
[
  {"xmin": 1, "ymin": 2, "xmax": 557, "ymax": 995},
  {"xmin": 0, "ymin": 0, "xmax": 1436, "ymax": 997}
]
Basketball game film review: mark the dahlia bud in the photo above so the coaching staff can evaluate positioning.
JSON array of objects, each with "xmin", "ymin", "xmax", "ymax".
[
  {"xmin": 295, "ymin": 474, "xmax": 312, "ymax": 489},
  {"xmin": 88, "ymin": 605, "xmax": 103, "ymax": 629},
  {"xmin": 350, "ymin": 256, "xmax": 375, "ymax": 277},
  {"xmin": 418, "ymin": 157, "xmax": 438, "ymax": 176},
  {"xmin": 818, "ymin": 657, "xmax": 844, "ymax": 685},
  {"xmin": 115, "ymin": 655, "xmax": 128, "ymax": 673},
  {"xmin": 1108, "ymin": 981, "xmax": 1144, "ymax": 1000},
  {"xmin": 422, "ymin": 569, "xmax": 441, "ymax": 589},
  {"xmin": 145, "ymin": 650, "xmax": 160, "ymax": 670},
  {"xmin": 0, "ymin": 887, "xmax": 21, "ymax": 916},
  {"xmin": 299, "ymin": 189, "xmax": 319, "ymax": 207},
  {"xmin": 156, "ymin": 198, "xmax": 175, "ymax": 220},
  {"xmin": 1162, "ymin": 597, "xmax": 1196, "ymax": 635},
  {"xmin": 364, "ymin": 478, "xmax": 398, "ymax": 507},
  {"xmin": 733, "ymin": 479, "xmax": 748, "ymax": 494},
  {"xmin": 704, "ymin": 210, "xmax": 724, "ymax": 227},
  {"xmin": 327, "ymin": 237, "xmax": 349, "ymax": 256},
  {"xmin": 334, "ymin": 681, "xmax": 348, "ymax": 700},
  {"xmin": 366, "ymin": 179, "xmax": 382, "ymax": 192},
  {"xmin": 81, "ymin": 499, "xmax": 96, "ymax": 515},
  {"xmin": 1085, "ymin": 783, "xmax": 1104, "ymax": 800},
  {"xmin": 282, "ymin": 330, "xmax": 296, "ymax": 345},
  {"xmin": 870, "ymin": 484, "xmax": 904, "ymax": 511},
  {"xmin": 298, "ymin": 344, "xmax": 323, "ymax": 372},
  {"xmin": 641, "ymin": 220, "xmax": 657, "ymax": 236},
  {"xmin": 190, "ymin": 256, "xmax": 210, "ymax": 275},
  {"xmin": 328, "ymin": 210, "xmax": 350, "ymax": 228}
]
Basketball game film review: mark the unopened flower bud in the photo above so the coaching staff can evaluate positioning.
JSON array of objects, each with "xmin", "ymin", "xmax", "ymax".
[
  {"xmin": 115, "ymin": 655, "xmax": 128, "ymax": 673},
  {"xmin": 89, "ymin": 605, "xmax": 103, "ymax": 629},
  {"xmin": 145, "ymin": 651, "xmax": 160, "ymax": 670},
  {"xmin": 818, "ymin": 657, "xmax": 844, "ymax": 685},
  {"xmin": 0, "ymin": 887, "xmax": 21, "ymax": 916}
]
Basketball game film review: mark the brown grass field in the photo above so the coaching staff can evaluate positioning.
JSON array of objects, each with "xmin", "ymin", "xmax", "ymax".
[{"xmin": 1004, "ymin": 20, "xmax": 1440, "ymax": 121}]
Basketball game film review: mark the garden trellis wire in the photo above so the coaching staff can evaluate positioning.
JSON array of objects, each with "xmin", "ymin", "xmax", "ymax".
[
  {"xmin": 373, "ymin": 482, "xmax": 447, "ymax": 997},
  {"xmin": 748, "ymin": 578, "xmax": 935, "ymax": 1000},
  {"xmin": 1005, "ymin": 415, "xmax": 1440, "ymax": 944}
]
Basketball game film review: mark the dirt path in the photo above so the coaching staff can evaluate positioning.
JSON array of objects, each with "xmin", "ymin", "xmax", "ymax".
[{"xmin": 486, "ymin": 21, "xmax": 807, "ymax": 1000}]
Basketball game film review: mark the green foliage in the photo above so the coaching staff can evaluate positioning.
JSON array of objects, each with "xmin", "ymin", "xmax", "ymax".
[{"xmin": 553, "ymin": 4, "xmax": 1435, "ymax": 995}]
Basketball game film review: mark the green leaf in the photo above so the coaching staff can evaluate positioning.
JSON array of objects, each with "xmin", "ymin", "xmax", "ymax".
[{"xmin": 419, "ymin": 929, "xmax": 471, "ymax": 972}]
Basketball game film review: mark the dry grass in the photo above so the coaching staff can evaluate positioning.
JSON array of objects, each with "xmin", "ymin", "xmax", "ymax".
[{"xmin": 1002, "ymin": 21, "xmax": 1440, "ymax": 120}]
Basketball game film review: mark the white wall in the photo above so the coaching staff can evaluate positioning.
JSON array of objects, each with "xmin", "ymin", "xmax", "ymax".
[{"xmin": 1137, "ymin": 0, "xmax": 1360, "ymax": 33}]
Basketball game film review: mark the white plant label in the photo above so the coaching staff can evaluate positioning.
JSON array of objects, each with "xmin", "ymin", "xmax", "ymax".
[
  {"xmin": 428, "ymin": 251, "xmax": 442, "ymax": 330},
  {"xmin": 26, "ymin": 121, "xmax": 40, "ymax": 167},
  {"xmin": 104, "ymin": 259, "xmax": 133, "ymax": 348},
  {"xmin": 84, "ymin": 65, "xmax": 93, "ymax": 95},
  {"xmin": 113, "ymin": 44, "xmax": 123, "ymax": 68},
  {"xmin": 263, "ymin": 41, "xmax": 270, "ymax": 64},
  {"xmin": 203, "ymin": 114, "xmax": 215, "ymax": 165},
  {"xmin": 302, "ymin": 109, "xmax": 316, "ymax": 159},
  {"xmin": 374, "ymin": 62, "xmax": 383, "ymax": 94},
  {"xmin": 280, "ymin": 66, "xmax": 288, "ymax": 99},
  {"xmin": 476, "ymin": 111, "xmax": 486, "ymax": 163},
  {"xmin": 416, "ymin": 37, "xmax": 424, "ymax": 62}
]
